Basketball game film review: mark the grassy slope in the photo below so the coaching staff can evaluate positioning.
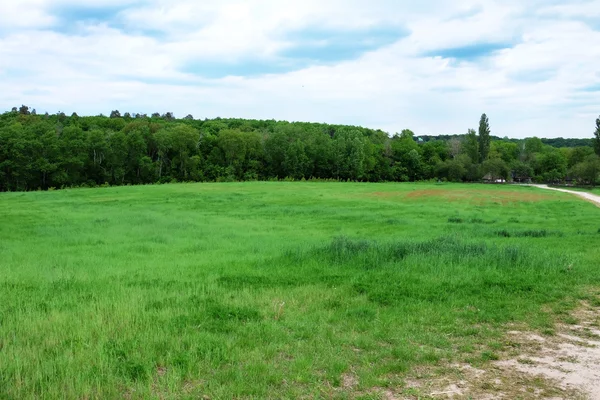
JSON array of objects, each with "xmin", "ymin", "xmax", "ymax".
[{"xmin": 0, "ymin": 182, "xmax": 599, "ymax": 399}]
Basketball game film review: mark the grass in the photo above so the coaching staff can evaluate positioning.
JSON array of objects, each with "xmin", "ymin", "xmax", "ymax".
[{"xmin": 0, "ymin": 182, "xmax": 599, "ymax": 399}]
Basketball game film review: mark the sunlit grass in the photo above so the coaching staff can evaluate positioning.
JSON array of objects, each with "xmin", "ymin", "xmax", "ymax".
[{"xmin": 0, "ymin": 182, "xmax": 599, "ymax": 399}]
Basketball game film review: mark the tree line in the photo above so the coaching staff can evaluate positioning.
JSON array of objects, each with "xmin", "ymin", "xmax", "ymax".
[{"xmin": 1, "ymin": 106, "xmax": 599, "ymax": 192}]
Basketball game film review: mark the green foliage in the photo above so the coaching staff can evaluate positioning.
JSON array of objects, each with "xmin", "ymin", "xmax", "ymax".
[
  {"xmin": 0, "ymin": 109, "xmax": 599, "ymax": 191},
  {"xmin": 594, "ymin": 116, "xmax": 600, "ymax": 156},
  {"xmin": 511, "ymin": 161, "xmax": 533, "ymax": 182},
  {"xmin": 569, "ymin": 155, "xmax": 600, "ymax": 186},
  {"xmin": 436, "ymin": 158, "xmax": 467, "ymax": 182},
  {"xmin": 478, "ymin": 114, "xmax": 491, "ymax": 162},
  {"xmin": 481, "ymin": 158, "xmax": 510, "ymax": 181}
]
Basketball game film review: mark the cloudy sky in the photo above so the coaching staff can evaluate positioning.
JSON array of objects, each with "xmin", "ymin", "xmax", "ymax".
[{"xmin": 1, "ymin": 0, "xmax": 599, "ymax": 138}]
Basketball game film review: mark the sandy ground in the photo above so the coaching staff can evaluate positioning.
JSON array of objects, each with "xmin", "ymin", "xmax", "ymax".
[
  {"xmin": 390, "ymin": 301, "xmax": 600, "ymax": 399},
  {"xmin": 528, "ymin": 184, "xmax": 600, "ymax": 207}
]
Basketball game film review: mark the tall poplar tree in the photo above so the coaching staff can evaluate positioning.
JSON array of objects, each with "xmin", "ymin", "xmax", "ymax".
[
  {"xmin": 478, "ymin": 113, "xmax": 491, "ymax": 162},
  {"xmin": 594, "ymin": 116, "xmax": 600, "ymax": 156}
]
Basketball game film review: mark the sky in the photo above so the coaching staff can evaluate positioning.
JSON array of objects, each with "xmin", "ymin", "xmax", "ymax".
[{"xmin": 1, "ymin": 1, "xmax": 599, "ymax": 138}]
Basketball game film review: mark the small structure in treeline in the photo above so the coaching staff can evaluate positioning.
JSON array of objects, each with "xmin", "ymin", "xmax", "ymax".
[{"xmin": 483, "ymin": 173, "xmax": 508, "ymax": 184}]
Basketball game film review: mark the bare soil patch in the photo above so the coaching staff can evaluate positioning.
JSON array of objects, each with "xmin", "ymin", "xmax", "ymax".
[{"xmin": 413, "ymin": 300, "xmax": 599, "ymax": 399}]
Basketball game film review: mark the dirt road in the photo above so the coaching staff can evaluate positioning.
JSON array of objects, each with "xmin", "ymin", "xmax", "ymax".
[{"xmin": 528, "ymin": 184, "xmax": 600, "ymax": 207}]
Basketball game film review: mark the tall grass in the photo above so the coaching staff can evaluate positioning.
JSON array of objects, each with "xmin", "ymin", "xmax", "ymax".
[{"xmin": 0, "ymin": 182, "xmax": 598, "ymax": 398}]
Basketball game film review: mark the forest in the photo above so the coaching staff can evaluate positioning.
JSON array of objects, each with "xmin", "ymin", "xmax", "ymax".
[{"xmin": 1, "ymin": 105, "xmax": 599, "ymax": 192}]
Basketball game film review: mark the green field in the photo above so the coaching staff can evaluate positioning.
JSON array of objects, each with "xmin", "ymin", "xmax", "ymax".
[{"xmin": 1, "ymin": 182, "xmax": 599, "ymax": 399}]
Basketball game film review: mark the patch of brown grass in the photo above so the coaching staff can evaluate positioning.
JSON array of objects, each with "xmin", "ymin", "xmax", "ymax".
[{"xmin": 367, "ymin": 188, "xmax": 554, "ymax": 205}]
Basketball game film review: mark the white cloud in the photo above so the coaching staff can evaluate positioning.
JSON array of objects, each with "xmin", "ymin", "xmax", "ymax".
[{"xmin": 0, "ymin": 0, "xmax": 599, "ymax": 138}]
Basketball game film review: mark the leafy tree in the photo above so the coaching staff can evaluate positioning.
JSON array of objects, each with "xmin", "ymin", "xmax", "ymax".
[
  {"xmin": 569, "ymin": 155, "xmax": 600, "ymax": 186},
  {"xmin": 568, "ymin": 146, "xmax": 594, "ymax": 168},
  {"xmin": 216, "ymin": 129, "xmax": 262, "ymax": 179},
  {"xmin": 594, "ymin": 116, "xmax": 600, "ymax": 156},
  {"xmin": 154, "ymin": 128, "xmax": 173, "ymax": 179},
  {"xmin": 110, "ymin": 110, "xmax": 121, "ymax": 119},
  {"xmin": 448, "ymin": 138, "xmax": 462, "ymax": 159},
  {"xmin": 523, "ymin": 137, "xmax": 544, "ymax": 161},
  {"xmin": 490, "ymin": 141, "xmax": 518, "ymax": 163},
  {"xmin": 481, "ymin": 158, "xmax": 509, "ymax": 181},
  {"xmin": 106, "ymin": 131, "xmax": 128, "ymax": 184},
  {"xmin": 19, "ymin": 105, "xmax": 31, "ymax": 115},
  {"xmin": 391, "ymin": 130, "xmax": 422, "ymax": 181},
  {"xmin": 86, "ymin": 129, "xmax": 109, "ymax": 184},
  {"xmin": 126, "ymin": 129, "xmax": 148, "ymax": 183},
  {"xmin": 284, "ymin": 139, "xmax": 310, "ymax": 179},
  {"xmin": 478, "ymin": 113, "xmax": 491, "ymax": 162},
  {"xmin": 56, "ymin": 126, "xmax": 87, "ymax": 186},
  {"xmin": 463, "ymin": 129, "xmax": 479, "ymax": 163},
  {"xmin": 511, "ymin": 161, "xmax": 533, "ymax": 183},
  {"xmin": 169, "ymin": 124, "xmax": 200, "ymax": 179},
  {"xmin": 436, "ymin": 159, "xmax": 466, "ymax": 182},
  {"xmin": 331, "ymin": 128, "xmax": 367, "ymax": 180}
]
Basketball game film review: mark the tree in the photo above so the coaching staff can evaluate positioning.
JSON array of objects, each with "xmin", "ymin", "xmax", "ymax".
[
  {"xmin": 332, "ymin": 128, "xmax": 366, "ymax": 180},
  {"xmin": 436, "ymin": 159, "xmax": 466, "ymax": 182},
  {"xmin": 481, "ymin": 158, "xmax": 509, "ymax": 181},
  {"xmin": 463, "ymin": 129, "xmax": 479, "ymax": 163},
  {"xmin": 511, "ymin": 161, "xmax": 533, "ymax": 183},
  {"xmin": 568, "ymin": 146, "xmax": 594, "ymax": 168},
  {"xmin": 184, "ymin": 114, "xmax": 194, "ymax": 120},
  {"xmin": 391, "ymin": 129, "xmax": 423, "ymax": 181},
  {"xmin": 594, "ymin": 116, "xmax": 600, "ymax": 156},
  {"xmin": 19, "ymin": 105, "xmax": 31, "ymax": 115},
  {"xmin": 490, "ymin": 141, "xmax": 518, "ymax": 163},
  {"xmin": 448, "ymin": 138, "xmax": 462, "ymax": 159},
  {"xmin": 570, "ymin": 155, "xmax": 600, "ymax": 186},
  {"xmin": 106, "ymin": 131, "xmax": 128, "ymax": 184},
  {"xmin": 523, "ymin": 137, "xmax": 544, "ymax": 161},
  {"xmin": 284, "ymin": 139, "xmax": 310, "ymax": 179},
  {"xmin": 169, "ymin": 124, "xmax": 200, "ymax": 179},
  {"xmin": 478, "ymin": 113, "xmax": 491, "ymax": 162},
  {"xmin": 126, "ymin": 130, "xmax": 148, "ymax": 183},
  {"xmin": 110, "ymin": 110, "xmax": 121, "ymax": 119}
]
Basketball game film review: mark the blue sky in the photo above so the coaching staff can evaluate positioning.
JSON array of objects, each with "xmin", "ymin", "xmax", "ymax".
[{"xmin": 0, "ymin": 0, "xmax": 599, "ymax": 138}]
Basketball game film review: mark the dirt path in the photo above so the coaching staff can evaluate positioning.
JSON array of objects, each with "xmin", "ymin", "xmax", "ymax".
[{"xmin": 528, "ymin": 184, "xmax": 600, "ymax": 207}]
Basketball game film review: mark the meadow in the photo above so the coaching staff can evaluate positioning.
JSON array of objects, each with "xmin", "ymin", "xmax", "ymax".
[{"xmin": 1, "ymin": 182, "xmax": 599, "ymax": 399}]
